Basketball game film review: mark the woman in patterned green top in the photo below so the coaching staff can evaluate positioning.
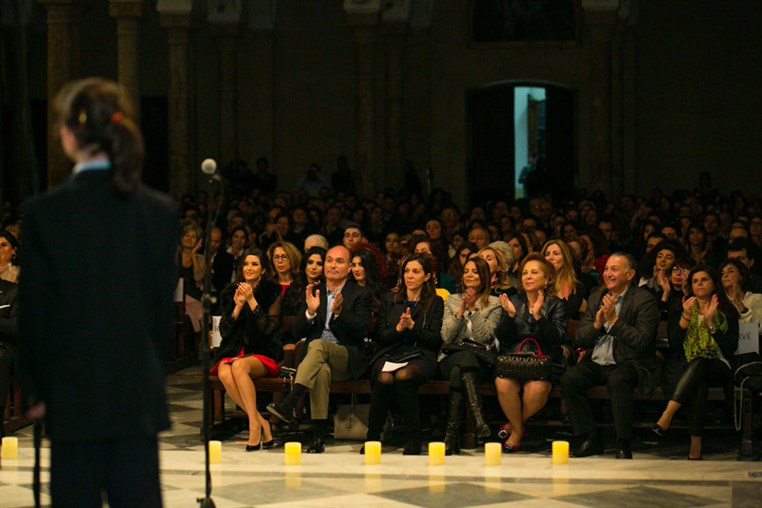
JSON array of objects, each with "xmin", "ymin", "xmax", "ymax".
[{"xmin": 652, "ymin": 265, "xmax": 739, "ymax": 460}]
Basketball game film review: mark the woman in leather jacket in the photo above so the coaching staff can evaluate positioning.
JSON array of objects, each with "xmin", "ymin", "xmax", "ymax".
[{"xmin": 495, "ymin": 253, "xmax": 568, "ymax": 453}]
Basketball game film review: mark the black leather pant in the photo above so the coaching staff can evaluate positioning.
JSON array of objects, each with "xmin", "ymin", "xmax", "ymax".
[{"xmin": 666, "ymin": 356, "xmax": 731, "ymax": 437}]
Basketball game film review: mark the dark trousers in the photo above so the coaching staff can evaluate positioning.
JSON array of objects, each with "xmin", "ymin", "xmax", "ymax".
[
  {"xmin": 0, "ymin": 345, "xmax": 14, "ymax": 409},
  {"xmin": 50, "ymin": 435, "xmax": 162, "ymax": 508},
  {"xmin": 560, "ymin": 358, "xmax": 639, "ymax": 440},
  {"xmin": 665, "ymin": 357, "xmax": 731, "ymax": 437}
]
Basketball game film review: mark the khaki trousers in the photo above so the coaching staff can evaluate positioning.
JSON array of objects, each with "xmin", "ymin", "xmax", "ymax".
[{"xmin": 295, "ymin": 339, "xmax": 352, "ymax": 420}]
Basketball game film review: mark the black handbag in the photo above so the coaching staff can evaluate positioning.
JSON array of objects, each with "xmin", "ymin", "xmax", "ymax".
[
  {"xmin": 496, "ymin": 338, "xmax": 553, "ymax": 381},
  {"xmin": 441, "ymin": 339, "xmax": 497, "ymax": 365},
  {"xmin": 386, "ymin": 349, "xmax": 422, "ymax": 363}
]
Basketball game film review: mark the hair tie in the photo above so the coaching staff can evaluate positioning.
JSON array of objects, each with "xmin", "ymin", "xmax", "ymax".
[{"xmin": 110, "ymin": 111, "xmax": 124, "ymax": 124}]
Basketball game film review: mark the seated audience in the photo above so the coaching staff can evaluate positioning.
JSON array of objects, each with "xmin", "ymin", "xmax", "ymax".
[
  {"xmin": 653, "ymin": 265, "xmax": 739, "ymax": 460},
  {"xmin": 211, "ymin": 249, "xmax": 282, "ymax": 450},
  {"xmin": 267, "ymin": 240, "xmax": 302, "ymax": 312},
  {"xmin": 561, "ymin": 252, "xmax": 659, "ymax": 459},
  {"xmin": 495, "ymin": 253, "xmax": 567, "ymax": 453},
  {"xmin": 267, "ymin": 246, "xmax": 373, "ymax": 454},
  {"xmin": 0, "ymin": 279, "xmax": 17, "ymax": 438},
  {"xmin": 439, "ymin": 257, "xmax": 502, "ymax": 455},
  {"xmin": 720, "ymin": 259, "xmax": 762, "ymax": 325},
  {"xmin": 350, "ymin": 248, "xmax": 384, "ymax": 312},
  {"xmin": 364, "ymin": 254, "xmax": 444, "ymax": 455},
  {"xmin": 0, "ymin": 231, "xmax": 20, "ymax": 283},
  {"xmin": 177, "ymin": 224, "xmax": 205, "ymax": 334},
  {"xmin": 477, "ymin": 245, "xmax": 515, "ymax": 297},
  {"xmin": 542, "ymin": 239, "xmax": 588, "ymax": 319}
]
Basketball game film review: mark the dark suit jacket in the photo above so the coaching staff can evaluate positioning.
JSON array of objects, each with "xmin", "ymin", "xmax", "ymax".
[
  {"xmin": 291, "ymin": 279, "xmax": 372, "ymax": 379},
  {"xmin": 0, "ymin": 280, "xmax": 18, "ymax": 349},
  {"xmin": 371, "ymin": 292, "xmax": 444, "ymax": 368},
  {"xmin": 19, "ymin": 170, "xmax": 177, "ymax": 441},
  {"xmin": 211, "ymin": 250, "xmax": 235, "ymax": 296},
  {"xmin": 574, "ymin": 285, "xmax": 660, "ymax": 392}
]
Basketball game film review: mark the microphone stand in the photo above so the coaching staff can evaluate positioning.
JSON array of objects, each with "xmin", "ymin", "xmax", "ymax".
[{"xmin": 198, "ymin": 174, "xmax": 223, "ymax": 508}]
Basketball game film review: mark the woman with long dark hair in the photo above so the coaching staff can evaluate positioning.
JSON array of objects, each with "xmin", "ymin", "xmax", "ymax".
[
  {"xmin": 212, "ymin": 249, "xmax": 282, "ymax": 451},
  {"xmin": 652, "ymin": 265, "xmax": 739, "ymax": 460},
  {"xmin": 350, "ymin": 248, "xmax": 385, "ymax": 312},
  {"xmin": 364, "ymin": 254, "xmax": 444, "ymax": 455},
  {"xmin": 439, "ymin": 257, "xmax": 502, "ymax": 454}
]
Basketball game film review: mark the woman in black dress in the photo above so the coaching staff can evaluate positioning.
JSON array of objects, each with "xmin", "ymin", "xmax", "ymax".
[
  {"xmin": 212, "ymin": 248, "xmax": 283, "ymax": 450},
  {"xmin": 365, "ymin": 254, "xmax": 444, "ymax": 455}
]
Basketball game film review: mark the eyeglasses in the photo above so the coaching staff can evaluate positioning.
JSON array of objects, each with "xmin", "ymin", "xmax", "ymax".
[
  {"xmin": 672, "ymin": 266, "xmax": 688, "ymax": 274},
  {"xmin": 272, "ymin": 255, "xmax": 289, "ymax": 261}
]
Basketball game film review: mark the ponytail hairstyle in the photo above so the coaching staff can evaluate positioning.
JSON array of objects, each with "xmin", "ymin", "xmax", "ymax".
[{"xmin": 54, "ymin": 77, "xmax": 143, "ymax": 197}]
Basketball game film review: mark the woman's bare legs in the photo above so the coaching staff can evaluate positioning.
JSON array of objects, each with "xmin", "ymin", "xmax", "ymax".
[
  {"xmin": 495, "ymin": 377, "xmax": 524, "ymax": 445},
  {"xmin": 230, "ymin": 357, "xmax": 272, "ymax": 446},
  {"xmin": 217, "ymin": 363, "xmax": 246, "ymax": 409}
]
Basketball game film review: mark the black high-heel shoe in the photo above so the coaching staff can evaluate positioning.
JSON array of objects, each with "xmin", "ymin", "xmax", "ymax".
[
  {"xmin": 261, "ymin": 439, "xmax": 275, "ymax": 450},
  {"xmin": 245, "ymin": 442, "xmax": 262, "ymax": 452},
  {"xmin": 651, "ymin": 423, "xmax": 667, "ymax": 438}
]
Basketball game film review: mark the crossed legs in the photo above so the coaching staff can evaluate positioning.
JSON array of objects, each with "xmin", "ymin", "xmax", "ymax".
[{"xmin": 217, "ymin": 356, "xmax": 272, "ymax": 447}]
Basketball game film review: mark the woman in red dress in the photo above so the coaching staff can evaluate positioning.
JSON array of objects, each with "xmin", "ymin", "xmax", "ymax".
[{"xmin": 211, "ymin": 248, "xmax": 282, "ymax": 450}]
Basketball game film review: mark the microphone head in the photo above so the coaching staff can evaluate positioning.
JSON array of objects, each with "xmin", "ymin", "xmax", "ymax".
[{"xmin": 201, "ymin": 158, "xmax": 217, "ymax": 175}]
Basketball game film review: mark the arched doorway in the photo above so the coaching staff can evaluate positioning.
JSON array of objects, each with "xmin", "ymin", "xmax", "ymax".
[{"xmin": 466, "ymin": 82, "xmax": 575, "ymax": 207}]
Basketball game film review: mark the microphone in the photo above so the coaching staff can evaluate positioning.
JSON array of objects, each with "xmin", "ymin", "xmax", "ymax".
[{"xmin": 201, "ymin": 158, "xmax": 221, "ymax": 183}]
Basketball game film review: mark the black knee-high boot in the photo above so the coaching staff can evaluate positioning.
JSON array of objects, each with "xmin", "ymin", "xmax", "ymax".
[
  {"xmin": 462, "ymin": 371, "xmax": 491, "ymax": 439},
  {"xmin": 396, "ymin": 380, "xmax": 422, "ymax": 455},
  {"xmin": 366, "ymin": 381, "xmax": 394, "ymax": 441},
  {"xmin": 444, "ymin": 390, "xmax": 463, "ymax": 455}
]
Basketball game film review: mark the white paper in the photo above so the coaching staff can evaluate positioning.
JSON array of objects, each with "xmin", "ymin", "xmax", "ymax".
[
  {"xmin": 211, "ymin": 316, "xmax": 223, "ymax": 348},
  {"xmin": 381, "ymin": 361, "xmax": 409, "ymax": 372},
  {"xmin": 735, "ymin": 321, "xmax": 760, "ymax": 355}
]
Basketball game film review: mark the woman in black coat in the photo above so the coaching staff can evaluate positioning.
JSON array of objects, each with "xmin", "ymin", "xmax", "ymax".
[
  {"xmin": 364, "ymin": 254, "xmax": 444, "ymax": 455},
  {"xmin": 495, "ymin": 253, "xmax": 567, "ymax": 453},
  {"xmin": 212, "ymin": 248, "xmax": 282, "ymax": 451}
]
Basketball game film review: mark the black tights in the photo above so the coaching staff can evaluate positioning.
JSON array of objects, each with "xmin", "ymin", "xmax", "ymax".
[{"xmin": 376, "ymin": 364, "xmax": 426, "ymax": 386}]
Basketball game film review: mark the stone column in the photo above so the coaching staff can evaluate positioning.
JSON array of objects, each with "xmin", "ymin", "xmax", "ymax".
[
  {"xmin": 109, "ymin": 0, "xmax": 143, "ymax": 116},
  {"xmin": 158, "ymin": 2, "xmax": 193, "ymax": 200},
  {"xmin": 383, "ymin": 22, "xmax": 408, "ymax": 190},
  {"xmin": 346, "ymin": 8, "xmax": 380, "ymax": 199},
  {"xmin": 39, "ymin": 0, "xmax": 84, "ymax": 189},
  {"xmin": 582, "ymin": 0, "xmax": 619, "ymax": 197}
]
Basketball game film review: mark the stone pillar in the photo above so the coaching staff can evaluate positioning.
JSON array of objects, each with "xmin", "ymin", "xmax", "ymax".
[
  {"xmin": 383, "ymin": 21, "xmax": 408, "ymax": 190},
  {"xmin": 39, "ymin": 0, "xmax": 84, "ymax": 189},
  {"xmin": 345, "ymin": 3, "xmax": 381, "ymax": 199},
  {"xmin": 582, "ymin": 0, "xmax": 619, "ymax": 197},
  {"xmin": 109, "ymin": 0, "xmax": 143, "ymax": 116},
  {"xmin": 158, "ymin": 1, "xmax": 193, "ymax": 200}
]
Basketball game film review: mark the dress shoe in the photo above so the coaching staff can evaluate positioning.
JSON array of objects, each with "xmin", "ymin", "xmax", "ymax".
[
  {"xmin": 306, "ymin": 437, "xmax": 325, "ymax": 454},
  {"xmin": 261, "ymin": 439, "xmax": 275, "ymax": 450},
  {"xmin": 497, "ymin": 423, "xmax": 512, "ymax": 441},
  {"xmin": 572, "ymin": 434, "xmax": 604, "ymax": 458},
  {"xmin": 403, "ymin": 439, "xmax": 422, "ymax": 456},
  {"xmin": 267, "ymin": 401, "xmax": 295, "ymax": 424},
  {"xmin": 245, "ymin": 443, "xmax": 261, "ymax": 452},
  {"xmin": 502, "ymin": 442, "xmax": 521, "ymax": 454},
  {"xmin": 651, "ymin": 423, "xmax": 667, "ymax": 438},
  {"xmin": 615, "ymin": 448, "xmax": 633, "ymax": 459}
]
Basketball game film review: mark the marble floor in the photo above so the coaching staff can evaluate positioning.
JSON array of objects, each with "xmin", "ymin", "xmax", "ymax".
[{"xmin": 2, "ymin": 367, "xmax": 762, "ymax": 507}]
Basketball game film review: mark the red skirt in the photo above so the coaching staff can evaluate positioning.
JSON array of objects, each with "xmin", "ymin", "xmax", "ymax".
[{"xmin": 210, "ymin": 347, "xmax": 279, "ymax": 377}]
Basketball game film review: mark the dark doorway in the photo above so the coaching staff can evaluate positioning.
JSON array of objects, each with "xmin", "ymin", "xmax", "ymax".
[{"xmin": 467, "ymin": 83, "xmax": 575, "ymax": 207}]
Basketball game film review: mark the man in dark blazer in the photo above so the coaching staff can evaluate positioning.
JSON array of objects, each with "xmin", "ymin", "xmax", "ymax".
[
  {"xmin": 208, "ymin": 226, "xmax": 235, "ymax": 312},
  {"xmin": 268, "ymin": 245, "xmax": 372, "ymax": 453},
  {"xmin": 561, "ymin": 252, "xmax": 659, "ymax": 459},
  {"xmin": 18, "ymin": 78, "xmax": 177, "ymax": 507},
  {"xmin": 0, "ymin": 279, "xmax": 18, "ymax": 438}
]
